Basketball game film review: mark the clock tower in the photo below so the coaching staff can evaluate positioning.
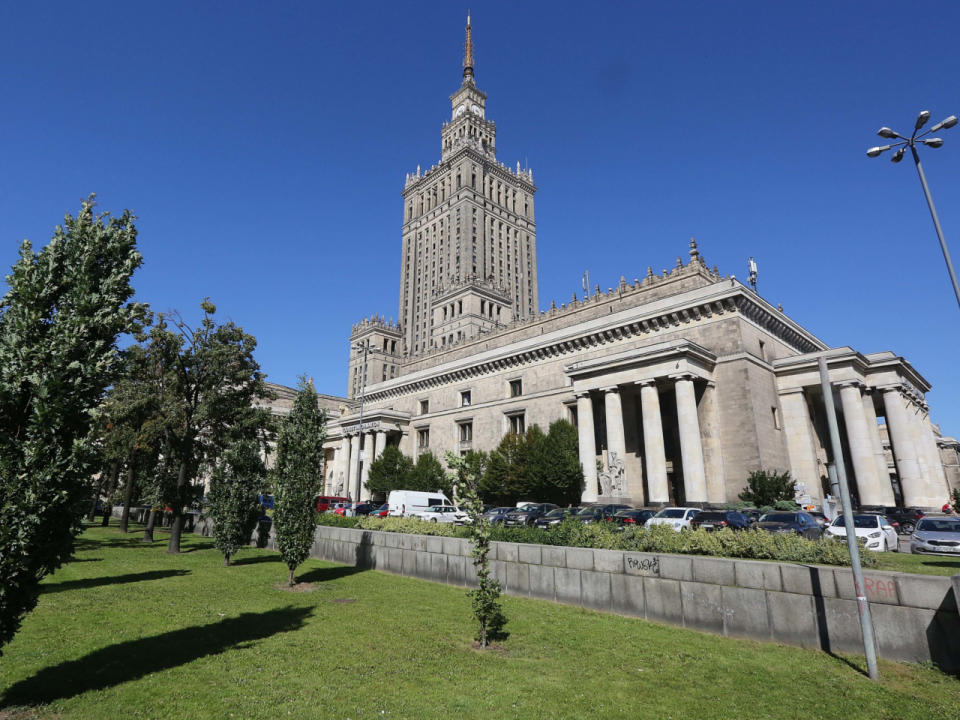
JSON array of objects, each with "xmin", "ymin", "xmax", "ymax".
[{"xmin": 397, "ymin": 14, "xmax": 538, "ymax": 357}]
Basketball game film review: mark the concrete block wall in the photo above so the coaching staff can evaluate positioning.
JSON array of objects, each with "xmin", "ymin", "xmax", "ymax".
[{"xmin": 206, "ymin": 519, "xmax": 960, "ymax": 671}]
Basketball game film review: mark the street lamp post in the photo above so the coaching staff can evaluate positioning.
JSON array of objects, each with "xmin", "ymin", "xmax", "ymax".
[
  {"xmin": 867, "ymin": 110, "xmax": 960, "ymax": 310},
  {"xmin": 352, "ymin": 340, "xmax": 378, "ymax": 503}
]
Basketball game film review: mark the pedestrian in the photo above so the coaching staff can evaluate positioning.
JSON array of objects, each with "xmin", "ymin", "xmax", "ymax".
[{"xmin": 942, "ymin": 501, "xmax": 954, "ymax": 514}]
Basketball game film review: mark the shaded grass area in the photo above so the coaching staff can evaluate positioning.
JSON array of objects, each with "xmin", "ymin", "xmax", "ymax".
[
  {"xmin": 0, "ymin": 524, "xmax": 958, "ymax": 720},
  {"xmin": 871, "ymin": 551, "xmax": 960, "ymax": 577}
]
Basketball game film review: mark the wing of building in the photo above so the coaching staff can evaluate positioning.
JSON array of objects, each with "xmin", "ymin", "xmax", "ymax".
[{"xmin": 321, "ymin": 16, "xmax": 959, "ymax": 511}]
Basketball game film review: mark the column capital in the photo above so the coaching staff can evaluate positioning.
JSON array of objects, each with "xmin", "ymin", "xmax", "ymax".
[
  {"xmin": 600, "ymin": 385, "xmax": 620, "ymax": 394},
  {"xmin": 778, "ymin": 386, "xmax": 807, "ymax": 396},
  {"xmin": 574, "ymin": 391, "xmax": 592, "ymax": 400},
  {"xmin": 668, "ymin": 372, "xmax": 696, "ymax": 383},
  {"xmin": 836, "ymin": 380, "xmax": 864, "ymax": 391},
  {"xmin": 635, "ymin": 379, "xmax": 658, "ymax": 388}
]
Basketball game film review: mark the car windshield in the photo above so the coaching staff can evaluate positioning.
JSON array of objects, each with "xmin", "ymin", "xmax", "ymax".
[
  {"xmin": 917, "ymin": 518, "xmax": 960, "ymax": 532},
  {"xmin": 655, "ymin": 509, "xmax": 685, "ymax": 519},
  {"xmin": 514, "ymin": 506, "xmax": 537, "ymax": 513},
  {"xmin": 695, "ymin": 511, "xmax": 725, "ymax": 521},
  {"xmin": 761, "ymin": 513, "xmax": 796, "ymax": 523},
  {"xmin": 831, "ymin": 515, "xmax": 879, "ymax": 529},
  {"xmin": 543, "ymin": 509, "xmax": 567, "ymax": 519}
]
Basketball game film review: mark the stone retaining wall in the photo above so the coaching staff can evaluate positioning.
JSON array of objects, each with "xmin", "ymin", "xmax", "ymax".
[{"xmin": 197, "ymin": 519, "xmax": 960, "ymax": 670}]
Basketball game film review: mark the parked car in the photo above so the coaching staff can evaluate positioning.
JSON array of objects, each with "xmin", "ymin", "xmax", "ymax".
[
  {"xmin": 482, "ymin": 506, "xmax": 514, "ymax": 525},
  {"xmin": 315, "ymin": 495, "xmax": 349, "ymax": 513},
  {"xmin": 689, "ymin": 510, "xmax": 752, "ymax": 531},
  {"xmin": 533, "ymin": 507, "xmax": 580, "ymax": 529},
  {"xmin": 576, "ymin": 503, "xmax": 632, "ymax": 524},
  {"xmin": 611, "ymin": 508, "xmax": 655, "ymax": 528},
  {"xmin": 755, "ymin": 511, "xmax": 822, "ymax": 540},
  {"xmin": 416, "ymin": 505, "xmax": 468, "ymax": 524},
  {"xmin": 858, "ymin": 505, "xmax": 925, "ymax": 534},
  {"xmin": 353, "ymin": 503, "xmax": 377, "ymax": 516},
  {"xmin": 825, "ymin": 514, "xmax": 898, "ymax": 552},
  {"xmin": 807, "ymin": 511, "xmax": 829, "ymax": 531},
  {"xmin": 371, "ymin": 502, "xmax": 389, "ymax": 518},
  {"xmin": 645, "ymin": 507, "xmax": 701, "ymax": 531},
  {"xmin": 909, "ymin": 517, "xmax": 960, "ymax": 555},
  {"xmin": 502, "ymin": 503, "xmax": 558, "ymax": 527},
  {"xmin": 387, "ymin": 490, "xmax": 453, "ymax": 517},
  {"xmin": 742, "ymin": 508, "xmax": 763, "ymax": 524}
]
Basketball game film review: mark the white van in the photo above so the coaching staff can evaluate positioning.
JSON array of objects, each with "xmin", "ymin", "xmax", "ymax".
[{"xmin": 387, "ymin": 490, "xmax": 453, "ymax": 517}]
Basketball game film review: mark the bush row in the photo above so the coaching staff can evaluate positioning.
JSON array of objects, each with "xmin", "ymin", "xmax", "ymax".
[{"xmin": 313, "ymin": 514, "xmax": 874, "ymax": 568}]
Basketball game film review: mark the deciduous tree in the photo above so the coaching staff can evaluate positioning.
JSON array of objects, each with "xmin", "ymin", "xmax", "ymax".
[
  {"xmin": 0, "ymin": 197, "xmax": 143, "ymax": 653},
  {"xmin": 208, "ymin": 437, "xmax": 265, "ymax": 565},
  {"xmin": 273, "ymin": 379, "xmax": 326, "ymax": 586},
  {"xmin": 738, "ymin": 470, "xmax": 796, "ymax": 508},
  {"xmin": 365, "ymin": 445, "xmax": 414, "ymax": 499}
]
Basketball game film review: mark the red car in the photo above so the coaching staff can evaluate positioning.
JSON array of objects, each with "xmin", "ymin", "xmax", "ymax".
[{"xmin": 316, "ymin": 495, "xmax": 349, "ymax": 513}]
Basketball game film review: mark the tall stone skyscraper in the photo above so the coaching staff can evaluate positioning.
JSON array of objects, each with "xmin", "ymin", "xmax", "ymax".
[{"xmin": 397, "ymin": 15, "xmax": 538, "ymax": 356}]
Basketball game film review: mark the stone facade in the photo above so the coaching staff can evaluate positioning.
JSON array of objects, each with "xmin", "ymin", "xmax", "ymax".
[{"xmin": 327, "ymin": 18, "xmax": 955, "ymax": 510}]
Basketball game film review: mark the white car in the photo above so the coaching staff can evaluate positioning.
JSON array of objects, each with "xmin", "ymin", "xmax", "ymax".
[
  {"xmin": 825, "ymin": 514, "xmax": 898, "ymax": 552},
  {"xmin": 416, "ymin": 505, "xmax": 469, "ymax": 524},
  {"xmin": 644, "ymin": 507, "xmax": 701, "ymax": 531}
]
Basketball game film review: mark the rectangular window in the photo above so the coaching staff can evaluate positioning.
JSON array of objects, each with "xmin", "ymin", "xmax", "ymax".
[
  {"xmin": 459, "ymin": 421, "xmax": 473, "ymax": 443},
  {"xmin": 509, "ymin": 413, "xmax": 525, "ymax": 435},
  {"xmin": 417, "ymin": 428, "xmax": 430, "ymax": 449},
  {"xmin": 509, "ymin": 379, "xmax": 523, "ymax": 397},
  {"xmin": 460, "ymin": 390, "xmax": 471, "ymax": 407},
  {"xmin": 772, "ymin": 406, "xmax": 781, "ymax": 430},
  {"xmin": 419, "ymin": 399, "xmax": 429, "ymax": 415}
]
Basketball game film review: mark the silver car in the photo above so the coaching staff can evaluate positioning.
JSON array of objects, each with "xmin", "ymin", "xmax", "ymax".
[{"xmin": 910, "ymin": 517, "xmax": 960, "ymax": 555}]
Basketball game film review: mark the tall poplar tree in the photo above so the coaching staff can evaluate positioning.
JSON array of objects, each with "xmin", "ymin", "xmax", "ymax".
[
  {"xmin": 0, "ymin": 197, "xmax": 144, "ymax": 652},
  {"xmin": 273, "ymin": 379, "xmax": 325, "ymax": 586},
  {"xmin": 208, "ymin": 436, "xmax": 265, "ymax": 565}
]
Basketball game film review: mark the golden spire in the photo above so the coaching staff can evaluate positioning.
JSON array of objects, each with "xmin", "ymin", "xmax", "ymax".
[{"xmin": 463, "ymin": 12, "xmax": 474, "ymax": 81}]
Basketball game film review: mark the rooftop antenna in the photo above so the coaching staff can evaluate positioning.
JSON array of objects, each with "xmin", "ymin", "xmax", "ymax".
[{"xmin": 747, "ymin": 257, "xmax": 758, "ymax": 293}]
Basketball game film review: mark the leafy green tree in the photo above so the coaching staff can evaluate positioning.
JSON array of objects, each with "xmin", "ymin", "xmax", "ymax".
[
  {"xmin": 445, "ymin": 452, "xmax": 506, "ymax": 648},
  {"xmin": 451, "ymin": 450, "xmax": 488, "ymax": 504},
  {"xmin": 0, "ymin": 197, "xmax": 143, "ymax": 653},
  {"xmin": 408, "ymin": 451, "xmax": 453, "ymax": 497},
  {"xmin": 535, "ymin": 420, "xmax": 583, "ymax": 505},
  {"xmin": 480, "ymin": 431, "xmax": 529, "ymax": 505},
  {"xmin": 208, "ymin": 437, "xmax": 265, "ymax": 566},
  {"xmin": 273, "ymin": 379, "xmax": 326, "ymax": 586},
  {"xmin": 951, "ymin": 488, "xmax": 960, "ymax": 514},
  {"xmin": 365, "ymin": 445, "xmax": 413, "ymax": 499},
  {"xmin": 738, "ymin": 470, "xmax": 796, "ymax": 508},
  {"xmin": 139, "ymin": 300, "xmax": 270, "ymax": 553}
]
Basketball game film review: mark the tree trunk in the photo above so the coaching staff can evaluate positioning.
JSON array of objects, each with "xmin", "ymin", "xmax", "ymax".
[
  {"xmin": 288, "ymin": 567, "xmax": 294, "ymax": 587},
  {"xmin": 99, "ymin": 462, "xmax": 121, "ymax": 527},
  {"xmin": 166, "ymin": 458, "xmax": 190, "ymax": 554},
  {"xmin": 87, "ymin": 475, "xmax": 105, "ymax": 522},
  {"xmin": 143, "ymin": 509, "xmax": 157, "ymax": 542},
  {"xmin": 100, "ymin": 506, "xmax": 111, "ymax": 526},
  {"xmin": 119, "ymin": 450, "xmax": 137, "ymax": 533},
  {"xmin": 225, "ymin": 555, "xmax": 231, "ymax": 567}
]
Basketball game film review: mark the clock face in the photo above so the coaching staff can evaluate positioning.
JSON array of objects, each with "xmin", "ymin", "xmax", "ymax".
[
  {"xmin": 471, "ymin": 103, "xmax": 483, "ymax": 117},
  {"xmin": 455, "ymin": 104, "xmax": 465, "ymax": 117}
]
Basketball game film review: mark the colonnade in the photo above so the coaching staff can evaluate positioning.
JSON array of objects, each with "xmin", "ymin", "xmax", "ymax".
[
  {"xmin": 331, "ymin": 428, "xmax": 389, "ymax": 501},
  {"xmin": 577, "ymin": 374, "xmax": 714, "ymax": 506},
  {"xmin": 781, "ymin": 382, "xmax": 947, "ymax": 508}
]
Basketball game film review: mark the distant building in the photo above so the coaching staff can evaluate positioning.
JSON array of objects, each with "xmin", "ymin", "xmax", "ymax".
[{"xmin": 320, "ymin": 17, "xmax": 955, "ymax": 510}]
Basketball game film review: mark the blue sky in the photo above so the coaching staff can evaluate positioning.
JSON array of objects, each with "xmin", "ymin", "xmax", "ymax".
[{"xmin": 2, "ymin": 1, "xmax": 959, "ymax": 434}]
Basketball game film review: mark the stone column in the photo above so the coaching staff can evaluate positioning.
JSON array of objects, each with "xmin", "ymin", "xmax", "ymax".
[
  {"xmin": 915, "ymin": 406, "xmax": 950, "ymax": 502},
  {"xmin": 338, "ymin": 436, "xmax": 351, "ymax": 497},
  {"xmin": 882, "ymin": 387, "xmax": 928, "ymax": 507},
  {"xmin": 359, "ymin": 432, "xmax": 373, "ymax": 502},
  {"xmin": 673, "ymin": 375, "xmax": 707, "ymax": 504},
  {"xmin": 576, "ymin": 392, "xmax": 599, "ymax": 502},
  {"xmin": 602, "ymin": 386, "xmax": 627, "ymax": 497},
  {"xmin": 638, "ymin": 381, "xmax": 669, "ymax": 505},
  {"xmin": 838, "ymin": 382, "xmax": 884, "ymax": 506},
  {"xmin": 779, "ymin": 388, "xmax": 823, "ymax": 502},
  {"xmin": 347, "ymin": 433, "xmax": 361, "ymax": 502},
  {"xmin": 862, "ymin": 389, "xmax": 895, "ymax": 505},
  {"xmin": 375, "ymin": 430, "xmax": 388, "ymax": 461},
  {"xmin": 698, "ymin": 383, "xmax": 726, "ymax": 505}
]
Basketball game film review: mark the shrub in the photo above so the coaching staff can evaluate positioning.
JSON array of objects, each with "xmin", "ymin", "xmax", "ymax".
[{"xmin": 738, "ymin": 470, "xmax": 796, "ymax": 508}]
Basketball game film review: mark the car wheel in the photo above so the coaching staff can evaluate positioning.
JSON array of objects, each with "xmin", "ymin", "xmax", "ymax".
[
  {"xmin": 431, "ymin": 518, "xmax": 438, "ymax": 523},
  {"xmin": 901, "ymin": 522, "xmax": 915, "ymax": 535}
]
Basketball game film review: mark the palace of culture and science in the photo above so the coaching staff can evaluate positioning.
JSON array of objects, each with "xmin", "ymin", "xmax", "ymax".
[{"xmin": 301, "ymin": 17, "xmax": 960, "ymax": 511}]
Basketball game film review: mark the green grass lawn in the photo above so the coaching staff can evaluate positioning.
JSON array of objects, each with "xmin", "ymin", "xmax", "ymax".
[
  {"xmin": 871, "ymin": 550, "xmax": 960, "ymax": 576},
  {"xmin": 1, "ymin": 524, "xmax": 958, "ymax": 720}
]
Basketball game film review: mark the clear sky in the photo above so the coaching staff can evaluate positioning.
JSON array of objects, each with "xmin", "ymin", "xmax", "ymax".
[{"xmin": 2, "ymin": 1, "xmax": 959, "ymax": 433}]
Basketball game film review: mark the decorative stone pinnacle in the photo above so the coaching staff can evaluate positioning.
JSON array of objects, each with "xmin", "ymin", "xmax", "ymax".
[{"xmin": 689, "ymin": 237, "xmax": 699, "ymax": 259}]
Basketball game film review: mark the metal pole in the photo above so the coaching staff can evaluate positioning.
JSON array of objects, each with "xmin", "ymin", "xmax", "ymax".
[
  {"xmin": 353, "ymin": 341, "xmax": 369, "ymax": 503},
  {"xmin": 910, "ymin": 145, "xmax": 960, "ymax": 310},
  {"xmin": 818, "ymin": 356, "xmax": 880, "ymax": 681}
]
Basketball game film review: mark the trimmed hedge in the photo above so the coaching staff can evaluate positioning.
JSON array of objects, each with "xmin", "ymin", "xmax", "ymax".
[{"xmin": 313, "ymin": 514, "xmax": 874, "ymax": 568}]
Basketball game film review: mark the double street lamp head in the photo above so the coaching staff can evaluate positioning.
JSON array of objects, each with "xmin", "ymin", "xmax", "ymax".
[{"xmin": 866, "ymin": 110, "xmax": 956, "ymax": 160}]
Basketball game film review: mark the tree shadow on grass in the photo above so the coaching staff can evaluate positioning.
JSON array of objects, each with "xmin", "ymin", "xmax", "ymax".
[
  {"xmin": 40, "ymin": 570, "xmax": 190, "ymax": 595},
  {"xmin": 1, "ymin": 606, "xmax": 313, "ymax": 706},
  {"xmin": 295, "ymin": 565, "xmax": 366, "ymax": 584},
  {"xmin": 230, "ymin": 555, "xmax": 282, "ymax": 566},
  {"xmin": 178, "ymin": 541, "xmax": 214, "ymax": 553}
]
